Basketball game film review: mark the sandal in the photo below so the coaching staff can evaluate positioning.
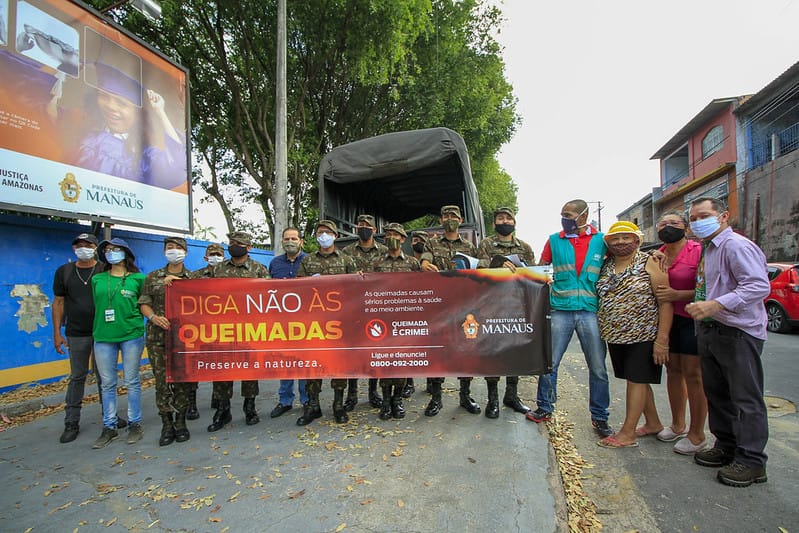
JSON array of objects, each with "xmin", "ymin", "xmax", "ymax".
[{"xmin": 597, "ymin": 436, "xmax": 639, "ymax": 448}]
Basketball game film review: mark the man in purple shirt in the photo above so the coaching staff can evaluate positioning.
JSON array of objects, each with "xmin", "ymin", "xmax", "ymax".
[{"xmin": 685, "ymin": 197, "xmax": 770, "ymax": 488}]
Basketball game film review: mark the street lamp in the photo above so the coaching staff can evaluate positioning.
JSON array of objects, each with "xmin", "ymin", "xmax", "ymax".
[{"xmin": 100, "ymin": 0, "xmax": 161, "ymax": 21}]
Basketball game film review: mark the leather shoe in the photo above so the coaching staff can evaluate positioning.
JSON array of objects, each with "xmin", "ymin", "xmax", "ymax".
[
  {"xmin": 424, "ymin": 398, "xmax": 442, "ymax": 417},
  {"xmin": 270, "ymin": 403, "xmax": 292, "ymax": 418},
  {"xmin": 401, "ymin": 382, "xmax": 415, "ymax": 398},
  {"xmin": 60, "ymin": 423, "xmax": 79, "ymax": 443},
  {"xmin": 378, "ymin": 403, "xmax": 393, "ymax": 420},
  {"xmin": 459, "ymin": 394, "xmax": 481, "ymax": 414},
  {"xmin": 333, "ymin": 407, "xmax": 349, "ymax": 424},
  {"xmin": 485, "ymin": 399, "xmax": 500, "ymax": 419},
  {"xmin": 368, "ymin": 390, "xmax": 383, "ymax": 408},
  {"xmin": 186, "ymin": 405, "xmax": 200, "ymax": 420},
  {"xmin": 296, "ymin": 404, "xmax": 322, "ymax": 426},
  {"xmin": 503, "ymin": 396, "xmax": 531, "ymax": 414},
  {"xmin": 343, "ymin": 394, "xmax": 358, "ymax": 412}
]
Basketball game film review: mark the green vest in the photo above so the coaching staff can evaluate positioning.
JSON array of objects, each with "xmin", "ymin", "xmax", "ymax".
[{"xmin": 549, "ymin": 232, "xmax": 606, "ymax": 312}]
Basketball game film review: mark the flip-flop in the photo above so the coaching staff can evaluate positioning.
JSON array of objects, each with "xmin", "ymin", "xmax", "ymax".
[
  {"xmin": 635, "ymin": 426, "xmax": 663, "ymax": 437},
  {"xmin": 597, "ymin": 436, "xmax": 639, "ymax": 448}
]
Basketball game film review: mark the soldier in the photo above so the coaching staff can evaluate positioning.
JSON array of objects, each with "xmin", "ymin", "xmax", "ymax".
[
  {"xmin": 189, "ymin": 243, "xmax": 226, "ymax": 417},
  {"xmin": 419, "ymin": 205, "xmax": 480, "ymax": 416},
  {"xmin": 373, "ymin": 223, "xmax": 420, "ymax": 420},
  {"xmin": 342, "ymin": 214, "xmax": 388, "ymax": 410},
  {"xmin": 268, "ymin": 227, "xmax": 308, "ymax": 418},
  {"xmin": 407, "ymin": 230, "xmax": 431, "ymax": 397},
  {"xmin": 138, "ymin": 237, "xmax": 196, "ymax": 445},
  {"xmin": 296, "ymin": 220, "xmax": 358, "ymax": 425},
  {"xmin": 475, "ymin": 207, "xmax": 535, "ymax": 418},
  {"xmin": 207, "ymin": 231, "xmax": 270, "ymax": 432}
]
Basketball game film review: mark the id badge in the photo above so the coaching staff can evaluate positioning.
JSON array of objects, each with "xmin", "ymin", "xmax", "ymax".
[{"xmin": 104, "ymin": 308, "xmax": 116, "ymax": 322}]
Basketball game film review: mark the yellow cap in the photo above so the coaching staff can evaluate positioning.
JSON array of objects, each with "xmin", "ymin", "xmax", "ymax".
[{"xmin": 604, "ymin": 221, "xmax": 644, "ymax": 240}]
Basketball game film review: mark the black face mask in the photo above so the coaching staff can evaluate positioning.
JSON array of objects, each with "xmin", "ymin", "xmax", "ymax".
[
  {"xmin": 228, "ymin": 244, "xmax": 248, "ymax": 258},
  {"xmin": 412, "ymin": 242, "xmax": 425, "ymax": 254},
  {"xmin": 495, "ymin": 223, "xmax": 515, "ymax": 236},
  {"xmin": 357, "ymin": 227, "xmax": 373, "ymax": 241},
  {"xmin": 658, "ymin": 226, "xmax": 685, "ymax": 244}
]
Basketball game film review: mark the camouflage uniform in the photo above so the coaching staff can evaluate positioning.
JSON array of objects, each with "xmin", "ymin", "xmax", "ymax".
[
  {"xmin": 475, "ymin": 235, "xmax": 535, "ymax": 268},
  {"xmin": 139, "ymin": 265, "xmax": 196, "ymax": 415},
  {"xmin": 342, "ymin": 240, "xmax": 388, "ymax": 271},
  {"xmin": 212, "ymin": 256, "xmax": 270, "ymax": 400}
]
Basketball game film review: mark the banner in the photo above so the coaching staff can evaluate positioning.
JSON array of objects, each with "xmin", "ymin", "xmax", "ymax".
[
  {"xmin": 0, "ymin": 0, "xmax": 191, "ymax": 232},
  {"xmin": 165, "ymin": 268, "xmax": 552, "ymax": 382}
]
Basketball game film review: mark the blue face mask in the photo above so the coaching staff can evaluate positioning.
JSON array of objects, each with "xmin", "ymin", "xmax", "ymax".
[
  {"xmin": 106, "ymin": 250, "xmax": 126, "ymax": 264},
  {"xmin": 561, "ymin": 217, "xmax": 579, "ymax": 235},
  {"xmin": 317, "ymin": 233, "xmax": 335, "ymax": 248},
  {"xmin": 690, "ymin": 216, "xmax": 721, "ymax": 239}
]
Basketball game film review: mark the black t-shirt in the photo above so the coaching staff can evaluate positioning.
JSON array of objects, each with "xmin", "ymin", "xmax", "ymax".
[{"xmin": 53, "ymin": 262, "xmax": 98, "ymax": 337}]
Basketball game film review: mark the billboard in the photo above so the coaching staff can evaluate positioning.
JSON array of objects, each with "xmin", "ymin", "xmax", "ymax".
[{"xmin": 0, "ymin": 0, "xmax": 191, "ymax": 232}]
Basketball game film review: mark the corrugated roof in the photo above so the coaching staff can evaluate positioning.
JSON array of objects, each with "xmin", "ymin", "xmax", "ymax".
[{"xmin": 734, "ymin": 61, "xmax": 799, "ymax": 116}]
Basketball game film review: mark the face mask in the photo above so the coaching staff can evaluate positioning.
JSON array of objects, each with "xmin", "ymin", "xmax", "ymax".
[
  {"xmin": 228, "ymin": 244, "xmax": 248, "ymax": 258},
  {"xmin": 386, "ymin": 237, "xmax": 402, "ymax": 251},
  {"xmin": 690, "ymin": 216, "xmax": 721, "ymax": 239},
  {"xmin": 106, "ymin": 250, "xmax": 126, "ymax": 264},
  {"xmin": 495, "ymin": 223, "xmax": 515, "ymax": 237},
  {"xmin": 412, "ymin": 242, "xmax": 426, "ymax": 254},
  {"xmin": 317, "ymin": 233, "xmax": 335, "ymax": 248},
  {"xmin": 442, "ymin": 219, "xmax": 460, "ymax": 233},
  {"xmin": 357, "ymin": 227, "xmax": 373, "ymax": 241},
  {"xmin": 657, "ymin": 226, "xmax": 685, "ymax": 244},
  {"xmin": 165, "ymin": 249, "xmax": 186, "ymax": 264},
  {"xmin": 283, "ymin": 242, "xmax": 300, "ymax": 255},
  {"xmin": 207, "ymin": 255, "xmax": 224, "ymax": 266},
  {"xmin": 74, "ymin": 247, "xmax": 95, "ymax": 261},
  {"xmin": 561, "ymin": 217, "xmax": 579, "ymax": 235},
  {"xmin": 607, "ymin": 241, "xmax": 639, "ymax": 257}
]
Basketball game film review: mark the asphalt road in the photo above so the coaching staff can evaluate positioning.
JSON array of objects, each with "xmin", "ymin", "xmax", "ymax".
[{"xmin": 558, "ymin": 330, "xmax": 799, "ymax": 533}]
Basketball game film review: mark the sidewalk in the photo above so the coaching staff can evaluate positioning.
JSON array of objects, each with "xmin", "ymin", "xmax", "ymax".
[{"xmin": 0, "ymin": 377, "xmax": 563, "ymax": 532}]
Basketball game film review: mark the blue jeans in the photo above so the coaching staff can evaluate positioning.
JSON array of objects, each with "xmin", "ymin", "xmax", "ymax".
[
  {"xmin": 94, "ymin": 336, "xmax": 145, "ymax": 428},
  {"xmin": 278, "ymin": 379, "xmax": 308, "ymax": 406},
  {"xmin": 536, "ymin": 310, "xmax": 610, "ymax": 421}
]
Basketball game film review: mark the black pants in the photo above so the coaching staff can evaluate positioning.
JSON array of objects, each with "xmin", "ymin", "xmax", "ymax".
[{"xmin": 697, "ymin": 321, "xmax": 768, "ymax": 468}]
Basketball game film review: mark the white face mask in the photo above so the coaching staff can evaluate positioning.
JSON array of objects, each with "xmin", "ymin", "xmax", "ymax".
[
  {"xmin": 317, "ymin": 233, "xmax": 336, "ymax": 248},
  {"xmin": 165, "ymin": 249, "xmax": 186, "ymax": 264},
  {"xmin": 74, "ymin": 247, "xmax": 95, "ymax": 261},
  {"xmin": 207, "ymin": 255, "xmax": 224, "ymax": 266}
]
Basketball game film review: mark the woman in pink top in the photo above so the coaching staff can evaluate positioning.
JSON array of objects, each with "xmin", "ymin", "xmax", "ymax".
[{"xmin": 640, "ymin": 211, "xmax": 709, "ymax": 454}]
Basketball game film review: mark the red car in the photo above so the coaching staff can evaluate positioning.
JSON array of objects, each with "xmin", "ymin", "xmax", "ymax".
[{"xmin": 765, "ymin": 263, "xmax": 799, "ymax": 333}]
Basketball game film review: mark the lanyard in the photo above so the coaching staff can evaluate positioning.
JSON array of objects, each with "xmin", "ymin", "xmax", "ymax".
[{"xmin": 106, "ymin": 273, "xmax": 128, "ymax": 308}]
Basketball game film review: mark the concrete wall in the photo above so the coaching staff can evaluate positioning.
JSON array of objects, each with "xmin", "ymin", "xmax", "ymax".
[
  {"xmin": 0, "ymin": 214, "xmax": 273, "ymax": 392},
  {"xmin": 742, "ymin": 149, "xmax": 799, "ymax": 262}
]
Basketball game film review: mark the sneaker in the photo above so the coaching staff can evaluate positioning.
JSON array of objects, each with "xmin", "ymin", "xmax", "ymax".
[
  {"xmin": 717, "ymin": 462, "xmax": 767, "ymax": 487},
  {"xmin": 60, "ymin": 423, "xmax": 80, "ymax": 444},
  {"xmin": 673, "ymin": 437, "xmax": 711, "ymax": 455},
  {"xmin": 126, "ymin": 423, "xmax": 143, "ymax": 445},
  {"xmin": 92, "ymin": 427, "xmax": 118, "ymax": 449},
  {"xmin": 694, "ymin": 446, "xmax": 734, "ymax": 467},
  {"xmin": 525, "ymin": 408, "xmax": 552, "ymax": 423},
  {"xmin": 592, "ymin": 419, "xmax": 614, "ymax": 438},
  {"xmin": 656, "ymin": 426, "xmax": 688, "ymax": 442}
]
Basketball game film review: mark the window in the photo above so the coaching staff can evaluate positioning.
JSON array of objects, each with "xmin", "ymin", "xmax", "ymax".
[{"xmin": 702, "ymin": 125, "xmax": 724, "ymax": 159}]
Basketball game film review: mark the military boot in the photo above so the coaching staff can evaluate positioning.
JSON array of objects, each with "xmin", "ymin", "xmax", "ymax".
[
  {"xmin": 207, "ymin": 399, "xmax": 232, "ymax": 432},
  {"xmin": 401, "ymin": 378, "xmax": 415, "ymax": 398},
  {"xmin": 297, "ymin": 394, "xmax": 322, "ymax": 426},
  {"xmin": 391, "ymin": 389, "xmax": 406, "ymax": 419},
  {"xmin": 368, "ymin": 379, "xmax": 383, "ymax": 408},
  {"xmin": 379, "ymin": 386, "xmax": 393, "ymax": 420},
  {"xmin": 159, "ymin": 413, "xmax": 176, "ymax": 446},
  {"xmin": 333, "ymin": 389, "xmax": 349, "ymax": 424},
  {"xmin": 425, "ymin": 378, "xmax": 434, "ymax": 394},
  {"xmin": 344, "ymin": 379, "xmax": 359, "ymax": 411},
  {"xmin": 243, "ymin": 397, "xmax": 260, "ymax": 425},
  {"xmin": 459, "ymin": 378, "xmax": 481, "ymax": 414},
  {"xmin": 485, "ymin": 380, "xmax": 500, "ymax": 419},
  {"xmin": 186, "ymin": 389, "xmax": 200, "ymax": 420},
  {"xmin": 424, "ymin": 381, "xmax": 443, "ymax": 417},
  {"xmin": 174, "ymin": 411, "xmax": 190, "ymax": 443},
  {"xmin": 503, "ymin": 377, "xmax": 531, "ymax": 414}
]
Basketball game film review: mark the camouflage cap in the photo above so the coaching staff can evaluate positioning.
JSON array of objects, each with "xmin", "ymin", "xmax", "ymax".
[
  {"xmin": 384, "ymin": 222, "xmax": 407, "ymax": 238},
  {"xmin": 357, "ymin": 214, "xmax": 376, "ymax": 227},
  {"xmin": 164, "ymin": 236, "xmax": 187, "ymax": 250},
  {"xmin": 227, "ymin": 231, "xmax": 252, "ymax": 245},
  {"xmin": 410, "ymin": 230, "xmax": 429, "ymax": 242},
  {"xmin": 493, "ymin": 207, "xmax": 515, "ymax": 220},
  {"xmin": 205, "ymin": 243, "xmax": 224, "ymax": 255},
  {"xmin": 440, "ymin": 205, "xmax": 462, "ymax": 218},
  {"xmin": 317, "ymin": 220, "xmax": 339, "ymax": 235}
]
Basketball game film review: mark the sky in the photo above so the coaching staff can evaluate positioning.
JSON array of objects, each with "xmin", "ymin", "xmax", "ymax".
[
  {"xmin": 195, "ymin": 0, "xmax": 799, "ymax": 249},
  {"xmin": 494, "ymin": 0, "xmax": 799, "ymax": 255}
]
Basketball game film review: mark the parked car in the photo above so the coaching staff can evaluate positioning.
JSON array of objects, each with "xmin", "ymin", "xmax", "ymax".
[{"xmin": 765, "ymin": 263, "xmax": 799, "ymax": 333}]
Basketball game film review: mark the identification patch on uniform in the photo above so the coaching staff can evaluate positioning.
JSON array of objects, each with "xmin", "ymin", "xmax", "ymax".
[{"xmin": 104, "ymin": 309, "xmax": 116, "ymax": 322}]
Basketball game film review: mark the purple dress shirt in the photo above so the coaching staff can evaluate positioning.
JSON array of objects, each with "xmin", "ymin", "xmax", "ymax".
[{"xmin": 704, "ymin": 227, "xmax": 770, "ymax": 340}]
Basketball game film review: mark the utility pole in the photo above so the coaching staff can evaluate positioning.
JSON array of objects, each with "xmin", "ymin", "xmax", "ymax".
[
  {"xmin": 587, "ymin": 201, "xmax": 604, "ymax": 231},
  {"xmin": 273, "ymin": 0, "xmax": 288, "ymax": 252}
]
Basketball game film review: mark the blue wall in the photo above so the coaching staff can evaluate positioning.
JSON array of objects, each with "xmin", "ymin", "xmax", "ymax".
[{"xmin": 0, "ymin": 213, "xmax": 273, "ymax": 392}]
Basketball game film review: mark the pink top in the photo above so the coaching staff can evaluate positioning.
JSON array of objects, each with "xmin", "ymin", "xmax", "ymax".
[{"xmin": 659, "ymin": 239, "xmax": 702, "ymax": 317}]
